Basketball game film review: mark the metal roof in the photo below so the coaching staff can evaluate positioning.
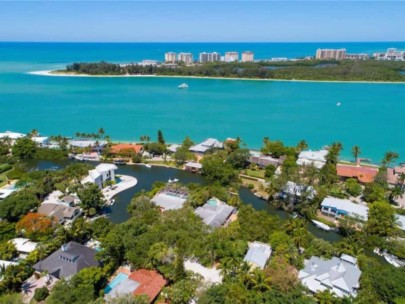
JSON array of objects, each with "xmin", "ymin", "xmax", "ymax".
[
  {"xmin": 243, "ymin": 242, "xmax": 272, "ymax": 269},
  {"xmin": 299, "ymin": 255, "xmax": 361, "ymax": 298},
  {"xmin": 321, "ymin": 197, "xmax": 368, "ymax": 220},
  {"xmin": 151, "ymin": 193, "xmax": 187, "ymax": 211}
]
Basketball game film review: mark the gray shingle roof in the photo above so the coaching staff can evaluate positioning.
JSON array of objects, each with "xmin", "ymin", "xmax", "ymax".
[
  {"xmin": 299, "ymin": 255, "xmax": 361, "ymax": 297},
  {"xmin": 33, "ymin": 241, "xmax": 99, "ymax": 279},
  {"xmin": 195, "ymin": 198, "xmax": 236, "ymax": 227}
]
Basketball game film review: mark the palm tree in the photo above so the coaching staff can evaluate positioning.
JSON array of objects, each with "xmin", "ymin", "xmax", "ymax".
[
  {"xmin": 315, "ymin": 289, "xmax": 336, "ymax": 304},
  {"xmin": 246, "ymin": 269, "xmax": 271, "ymax": 291},
  {"xmin": 398, "ymin": 173, "xmax": 405, "ymax": 191},
  {"xmin": 29, "ymin": 129, "xmax": 39, "ymax": 138},
  {"xmin": 352, "ymin": 145, "xmax": 361, "ymax": 164},
  {"xmin": 296, "ymin": 139, "xmax": 308, "ymax": 153},
  {"xmin": 383, "ymin": 151, "xmax": 399, "ymax": 168},
  {"xmin": 292, "ymin": 227, "xmax": 310, "ymax": 248},
  {"xmin": 98, "ymin": 127, "xmax": 105, "ymax": 137}
]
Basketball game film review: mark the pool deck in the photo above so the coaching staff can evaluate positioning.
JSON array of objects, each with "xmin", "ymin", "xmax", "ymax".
[{"xmin": 102, "ymin": 175, "xmax": 137, "ymax": 203}]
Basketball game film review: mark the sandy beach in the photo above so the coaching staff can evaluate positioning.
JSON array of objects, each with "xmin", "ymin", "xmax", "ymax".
[{"xmin": 29, "ymin": 70, "xmax": 405, "ymax": 84}]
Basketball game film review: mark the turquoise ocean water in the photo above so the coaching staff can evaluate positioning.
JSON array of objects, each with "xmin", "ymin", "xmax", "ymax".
[{"xmin": 0, "ymin": 42, "xmax": 404, "ymax": 163}]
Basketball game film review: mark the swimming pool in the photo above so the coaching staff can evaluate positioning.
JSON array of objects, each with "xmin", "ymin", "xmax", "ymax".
[
  {"xmin": 104, "ymin": 272, "xmax": 128, "ymax": 294},
  {"xmin": 207, "ymin": 199, "xmax": 218, "ymax": 206}
]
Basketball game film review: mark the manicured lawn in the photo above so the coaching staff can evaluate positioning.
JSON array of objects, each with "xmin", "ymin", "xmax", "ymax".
[{"xmin": 244, "ymin": 169, "xmax": 265, "ymax": 179}]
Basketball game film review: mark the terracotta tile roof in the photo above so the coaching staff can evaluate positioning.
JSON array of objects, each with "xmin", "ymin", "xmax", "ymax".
[
  {"xmin": 129, "ymin": 269, "xmax": 167, "ymax": 303},
  {"xmin": 111, "ymin": 144, "xmax": 143, "ymax": 154},
  {"xmin": 336, "ymin": 164, "xmax": 379, "ymax": 183}
]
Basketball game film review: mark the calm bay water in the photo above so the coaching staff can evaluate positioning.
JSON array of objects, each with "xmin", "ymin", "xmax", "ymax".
[
  {"xmin": 27, "ymin": 159, "xmax": 343, "ymax": 243},
  {"xmin": 1, "ymin": 42, "xmax": 405, "ymax": 162}
]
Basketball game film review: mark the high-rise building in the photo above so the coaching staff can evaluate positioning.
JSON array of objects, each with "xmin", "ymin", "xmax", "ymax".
[
  {"xmin": 178, "ymin": 53, "xmax": 193, "ymax": 65},
  {"xmin": 225, "ymin": 52, "xmax": 239, "ymax": 62},
  {"xmin": 316, "ymin": 49, "xmax": 346, "ymax": 60},
  {"xmin": 199, "ymin": 52, "xmax": 221, "ymax": 63},
  {"xmin": 241, "ymin": 51, "xmax": 254, "ymax": 62},
  {"xmin": 165, "ymin": 52, "xmax": 177, "ymax": 63}
]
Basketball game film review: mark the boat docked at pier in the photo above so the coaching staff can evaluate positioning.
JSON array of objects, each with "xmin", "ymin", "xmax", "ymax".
[{"xmin": 311, "ymin": 220, "xmax": 332, "ymax": 231}]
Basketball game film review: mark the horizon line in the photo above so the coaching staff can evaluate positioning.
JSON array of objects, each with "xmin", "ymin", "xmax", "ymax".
[{"xmin": 1, "ymin": 40, "xmax": 405, "ymax": 44}]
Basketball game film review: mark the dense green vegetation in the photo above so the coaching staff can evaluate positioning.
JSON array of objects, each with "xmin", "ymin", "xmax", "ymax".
[
  {"xmin": 1, "ymin": 131, "xmax": 405, "ymax": 303},
  {"xmin": 61, "ymin": 60, "xmax": 405, "ymax": 81}
]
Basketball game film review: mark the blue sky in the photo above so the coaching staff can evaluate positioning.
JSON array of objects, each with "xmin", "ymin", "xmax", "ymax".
[{"xmin": 0, "ymin": 1, "xmax": 404, "ymax": 42}]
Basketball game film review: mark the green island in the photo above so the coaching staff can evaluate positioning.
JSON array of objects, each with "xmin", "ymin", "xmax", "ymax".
[
  {"xmin": 53, "ymin": 60, "xmax": 405, "ymax": 82},
  {"xmin": 0, "ymin": 129, "xmax": 405, "ymax": 304}
]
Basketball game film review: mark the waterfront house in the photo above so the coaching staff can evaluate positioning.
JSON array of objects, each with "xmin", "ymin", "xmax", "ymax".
[
  {"xmin": 151, "ymin": 188, "xmax": 188, "ymax": 211},
  {"xmin": 32, "ymin": 136, "xmax": 50, "ymax": 147},
  {"xmin": 11, "ymin": 238, "xmax": 38, "ymax": 259},
  {"xmin": 299, "ymin": 254, "xmax": 361, "ymax": 298},
  {"xmin": 249, "ymin": 153, "xmax": 286, "ymax": 168},
  {"xmin": 167, "ymin": 144, "xmax": 181, "ymax": 153},
  {"xmin": 321, "ymin": 197, "xmax": 368, "ymax": 221},
  {"xmin": 296, "ymin": 150, "xmax": 328, "ymax": 169},
  {"xmin": 184, "ymin": 161, "xmax": 202, "ymax": 173},
  {"xmin": 0, "ymin": 131, "xmax": 26, "ymax": 145},
  {"xmin": 243, "ymin": 241, "xmax": 272, "ymax": 270},
  {"xmin": 281, "ymin": 181, "xmax": 316, "ymax": 202},
  {"xmin": 68, "ymin": 139, "xmax": 107, "ymax": 151},
  {"xmin": 38, "ymin": 203, "xmax": 81, "ymax": 224},
  {"xmin": 110, "ymin": 143, "xmax": 144, "ymax": 156},
  {"xmin": 104, "ymin": 269, "xmax": 167, "ymax": 303},
  {"xmin": 82, "ymin": 163, "xmax": 117, "ymax": 189},
  {"xmin": 336, "ymin": 164, "xmax": 379, "ymax": 183},
  {"xmin": 189, "ymin": 138, "xmax": 223, "ymax": 155},
  {"xmin": 195, "ymin": 197, "xmax": 237, "ymax": 228},
  {"xmin": 387, "ymin": 165, "xmax": 405, "ymax": 185},
  {"xmin": 33, "ymin": 242, "xmax": 99, "ymax": 279}
]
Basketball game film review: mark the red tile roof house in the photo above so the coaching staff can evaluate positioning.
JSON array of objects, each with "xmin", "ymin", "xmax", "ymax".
[
  {"xmin": 110, "ymin": 144, "xmax": 144, "ymax": 155},
  {"xmin": 336, "ymin": 164, "xmax": 379, "ymax": 183},
  {"xmin": 104, "ymin": 269, "xmax": 167, "ymax": 303}
]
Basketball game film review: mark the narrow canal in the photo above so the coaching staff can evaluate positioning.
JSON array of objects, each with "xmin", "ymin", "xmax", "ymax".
[{"xmin": 26, "ymin": 160, "xmax": 343, "ymax": 243}]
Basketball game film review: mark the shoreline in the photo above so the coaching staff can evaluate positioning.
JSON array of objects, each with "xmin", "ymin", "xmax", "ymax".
[{"xmin": 29, "ymin": 70, "xmax": 405, "ymax": 84}]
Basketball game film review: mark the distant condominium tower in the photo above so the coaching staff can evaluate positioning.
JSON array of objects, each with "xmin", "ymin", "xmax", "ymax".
[
  {"xmin": 316, "ymin": 49, "xmax": 346, "ymax": 60},
  {"xmin": 225, "ymin": 52, "xmax": 239, "ymax": 62},
  {"xmin": 178, "ymin": 53, "xmax": 193, "ymax": 65},
  {"xmin": 165, "ymin": 52, "xmax": 177, "ymax": 63},
  {"xmin": 199, "ymin": 52, "xmax": 221, "ymax": 63},
  {"xmin": 241, "ymin": 51, "xmax": 254, "ymax": 62}
]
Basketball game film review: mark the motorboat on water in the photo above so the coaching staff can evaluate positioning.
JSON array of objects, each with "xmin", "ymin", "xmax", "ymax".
[
  {"xmin": 168, "ymin": 178, "xmax": 179, "ymax": 183},
  {"xmin": 311, "ymin": 220, "xmax": 332, "ymax": 231},
  {"xmin": 144, "ymin": 164, "xmax": 152, "ymax": 168},
  {"xmin": 113, "ymin": 159, "xmax": 126, "ymax": 165},
  {"xmin": 336, "ymin": 102, "xmax": 341, "ymax": 106},
  {"xmin": 178, "ymin": 83, "xmax": 189, "ymax": 89}
]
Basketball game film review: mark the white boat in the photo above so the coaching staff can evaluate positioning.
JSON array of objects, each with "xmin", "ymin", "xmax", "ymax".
[
  {"xmin": 178, "ymin": 83, "xmax": 188, "ymax": 89},
  {"xmin": 109, "ymin": 199, "xmax": 115, "ymax": 206},
  {"xmin": 144, "ymin": 164, "xmax": 152, "ymax": 168},
  {"xmin": 168, "ymin": 178, "xmax": 179, "ymax": 183},
  {"xmin": 336, "ymin": 102, "xmax": 341, "ymax": 106},
  {"xmin": 384, "ymin": 254, "xmax": 401, "ymax": 268},
  {"xmin": 311, "ymin": 220, "xmax": 332, "ymax": 231}
]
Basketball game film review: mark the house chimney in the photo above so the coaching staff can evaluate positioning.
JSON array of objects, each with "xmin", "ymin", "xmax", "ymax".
[{"xmin": 61, "ymin": 244, "xmax": 68, "ymax": 251}]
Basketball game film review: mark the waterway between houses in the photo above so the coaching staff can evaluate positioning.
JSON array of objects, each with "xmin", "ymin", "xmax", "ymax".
[{"xmin": 26, "ymin": 159, "xmax": 343, "ymax": 244}]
